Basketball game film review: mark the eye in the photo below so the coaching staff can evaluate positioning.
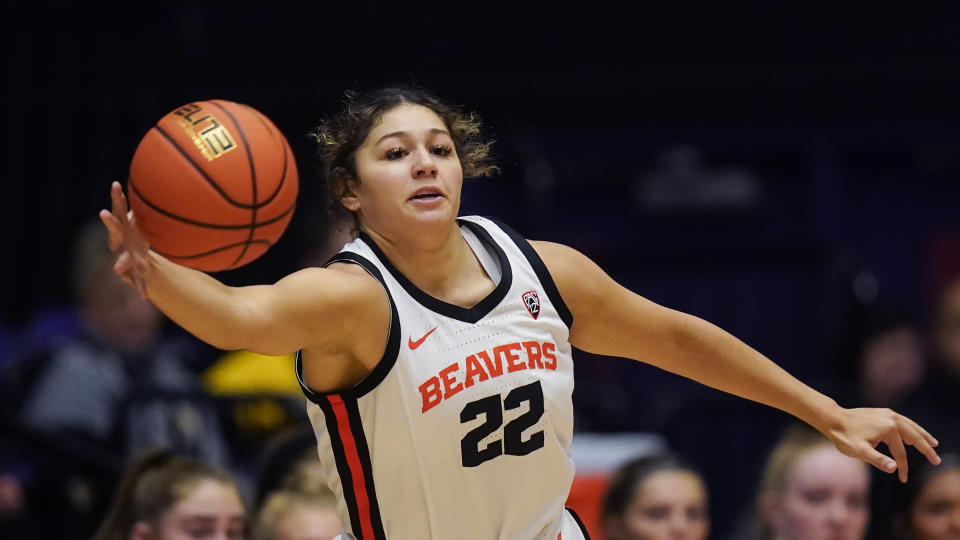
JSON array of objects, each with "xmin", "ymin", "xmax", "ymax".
[
  {"xmin": 846, "ymin": 493, "xmax": 867, "ymax": 510},
  {"xmin": 431, "ymin": 144, "xmax": 453, "ymax": 156},
  {"xmin": 923, "ymin": 500, "xmax": 951, "ymax": 516},
  {"xmin": 801, "ymin": 489, "xmax": 829, "ymax": 505},
  {"xmin": 385, "ymin": 147, "xmax": 407, "ymax": 160},
  {"xmin": 686, "ymin": 505, "xmax": 707, "ymax": 522},
  {"xmin": 642, "ymin": 505, "xmax": 670, "ymax": 521}
]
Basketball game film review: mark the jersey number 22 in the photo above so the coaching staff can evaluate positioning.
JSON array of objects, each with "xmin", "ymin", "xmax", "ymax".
[{"xmin": 459, "ymin": 380, "xmax": 545, "ymax": 467}]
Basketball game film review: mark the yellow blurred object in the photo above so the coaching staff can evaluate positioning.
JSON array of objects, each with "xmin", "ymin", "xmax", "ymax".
[
  {"xmin": 234, "ymin": 398, "xmax": 292, "ymax": 432},
  {"xmin": 203, "ymin": 350, "xmax": 301, "ymax": 396}
]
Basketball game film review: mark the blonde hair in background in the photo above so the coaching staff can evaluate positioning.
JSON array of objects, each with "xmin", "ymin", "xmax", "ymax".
[
  {"xmin": 754, "ymin": 424, "xmax": 835, "ymax": 539},
  {"xmin": 249, "ymin": 484, "xmax": 338, "ymax": 540}
]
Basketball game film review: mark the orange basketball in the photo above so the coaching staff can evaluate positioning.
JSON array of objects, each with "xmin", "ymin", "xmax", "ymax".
[{"xmin": 127, "ymin": 100, "xmax": 299, "ymax": 272}]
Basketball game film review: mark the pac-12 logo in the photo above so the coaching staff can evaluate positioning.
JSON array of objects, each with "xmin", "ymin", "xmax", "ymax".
[{"xmin": 522, "ymin": 290, "xmax": 540, "ymax": 319}]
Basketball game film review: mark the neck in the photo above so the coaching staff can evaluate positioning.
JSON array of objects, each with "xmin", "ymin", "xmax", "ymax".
[{"xmin": 363, "ymin": 219, "xmax": 482, "ymax": 299}]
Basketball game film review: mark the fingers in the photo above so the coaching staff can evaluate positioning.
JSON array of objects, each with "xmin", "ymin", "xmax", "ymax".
[
  {"xmin": 110, "ymin": 181, "xmax": 129, "ymax": 223},
  {"xmin": 132, "ymin": 271, "xmax": 148, "ymax": 300},
  {"xmin": 115, "ymin": 251, "xmax": 134, "ymax": 276},
  {"xmin": 99, "ymin": 209, "xmax": 124, "ymax": 252},
  {"xmin": 861, "ymin": 444, "xmax": 898, "ymax": 475},
  {"xmin": 898, "ymin": 415, "xmax": 942, "ymax": 466},
  {"xmin": 885, "ymin": 432, "xmax": 909, "ymax": 483},
  {"xmin": 902, "ymin": 415, "xmax": 939, "ymax": 449}
]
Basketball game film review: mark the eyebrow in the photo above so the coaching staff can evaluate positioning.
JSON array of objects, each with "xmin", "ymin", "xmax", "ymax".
[
  {"xmin": 181, "ymin": 516, "xmax": 217, "ymax": 524},
  {"xmin": 180, "ymin": 514, "xmax": 244, "ymax": 524},
  {"xmin": 375, "ymin": 128, "xmax": 450, "ymax": 145}
]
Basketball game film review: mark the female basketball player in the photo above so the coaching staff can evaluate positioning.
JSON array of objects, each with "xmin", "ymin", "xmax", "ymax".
[{"xmin": 101, "ymin": 86, "xmax": 940, "ymax": 540}]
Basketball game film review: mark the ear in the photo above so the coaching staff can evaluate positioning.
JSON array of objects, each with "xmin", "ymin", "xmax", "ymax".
[
  {"xmin": 128, "ymin": 521, "xmax": 151, "ymax": 540},
  {"xmin": 336, "ymin": 176, "xmax": 361, "ymax": 212}
]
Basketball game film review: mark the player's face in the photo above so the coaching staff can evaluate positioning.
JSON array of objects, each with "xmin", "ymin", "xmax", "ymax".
[
  {"xmin": 907, "ymin": 468, "xmax": 960, "ymax": 540},
  {"xmin": 767, "ymin": 445, "xmax": 869, "ymax": 540},
  {"xmin": 151, "ymin": 480, "xmax": 245, "ymax": 540},
  {"xmin": 618, "ymin": 470, "xmax": 709, "ymax": 540},
  {"xmin": 348, "ymin": 103, "xmax": 463, "ymax": 237}
]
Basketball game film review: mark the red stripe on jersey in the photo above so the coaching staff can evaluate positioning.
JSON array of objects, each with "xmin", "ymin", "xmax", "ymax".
[{"xmin": 328, "ymin": 394, "xmax": 377, "ymax": 540}]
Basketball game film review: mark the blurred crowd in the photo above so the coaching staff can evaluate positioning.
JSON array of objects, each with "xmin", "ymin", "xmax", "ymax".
[{"xmin": 0, "ymin": 220, "xmax": 958, "ymax": 540}]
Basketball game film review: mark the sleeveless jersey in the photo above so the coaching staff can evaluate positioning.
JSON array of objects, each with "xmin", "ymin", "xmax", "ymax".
[{"xmin": 296, "ymin": 216, "xmax": 589, "ymax": 540}]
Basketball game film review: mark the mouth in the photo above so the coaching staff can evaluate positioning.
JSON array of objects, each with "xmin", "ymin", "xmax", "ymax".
[{"xmin": 409, "ymin": 187, "xmax": 445, "ymax": 201}]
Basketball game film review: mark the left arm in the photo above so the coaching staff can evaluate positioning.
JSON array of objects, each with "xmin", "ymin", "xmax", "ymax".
[{"xmin": 532, "ymin": 240, "xmax": 940, "ymax": 481}]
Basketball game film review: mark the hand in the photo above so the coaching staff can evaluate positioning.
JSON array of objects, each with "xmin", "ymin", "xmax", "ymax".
[
  {"xmin": 827, "ymin": 407, "xmax": 940, "ymax": 482},
  {"xmin": 99, "ymin": 181, "xmax": 152, "ymax": 299}
]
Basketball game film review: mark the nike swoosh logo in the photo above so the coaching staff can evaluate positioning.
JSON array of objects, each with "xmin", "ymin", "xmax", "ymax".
[{"xmin": 408, "ymin": 326, "xmax": 438, "ymax": 350}]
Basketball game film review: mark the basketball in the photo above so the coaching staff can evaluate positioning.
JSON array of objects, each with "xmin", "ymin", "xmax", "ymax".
[{"xmin": 127, "ymin": 100, "xmax": 299, "ymax": 272}]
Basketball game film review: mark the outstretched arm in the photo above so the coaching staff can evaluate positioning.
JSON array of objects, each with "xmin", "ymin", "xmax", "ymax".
[
  {"xmin": 99, "ymin": 181, "xmax": 387, "ymax": 356},
  {"xmin": 533, "ymin": 240, "xmax": 940, "ymax": 482}
]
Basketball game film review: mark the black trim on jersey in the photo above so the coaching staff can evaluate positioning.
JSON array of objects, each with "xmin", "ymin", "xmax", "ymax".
[
  {"xmin": 357, "ymin": 219, "xmax": 513, "ymax": 323},
  {"xmin": 315, "ymin": 397, "xmax": 364, "ymax": 538},
  {"xmin": 295, "ymin": 252, "xmax": 401, "ymax": 401},
  {"xmin": 489, "ymin": 219, "xmax": 574, "ymax": 329},
  {"xmin": 565, "ymin": 506, "xmax": 592, "ymax": 539},
  {"xmin": 345, "ymin": 395, "xmax": 387, "ymax": 538}
]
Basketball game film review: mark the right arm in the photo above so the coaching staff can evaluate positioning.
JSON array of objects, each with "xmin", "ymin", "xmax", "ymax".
[{"xmin": 99, "ymin": 182, "xmax": 387, "ymax": 356}]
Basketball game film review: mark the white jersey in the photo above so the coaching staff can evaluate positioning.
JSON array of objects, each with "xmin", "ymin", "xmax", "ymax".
[{"xmin": 297, "ymin": 216, "xmax": 589, "ymax": 540}]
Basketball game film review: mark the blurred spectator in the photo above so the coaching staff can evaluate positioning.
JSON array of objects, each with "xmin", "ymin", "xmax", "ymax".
[
  {"xmin": 601, "ymin": 453, "xmax": 709, "ymax": 540},
  {"xmin": 736, "ymin": 424, "xmax": 870, "ymax": 540},
  {"xmin": 250, "ymin": 486, "xmax": 341, "ymax": 540},
  {"xmin": 903, "ymin": 276, "xmax": 960, "ymax": 450},
  {"xmin": 833, "ymin": 304, "xmax": 927, "ymax": 409},
  {"xmin": 92, "ymin": 448, "xmax": 245, "ymax": 540},
  {"xmin": 253, "ymin": 425, "xmax": 324, "ymax": 509},
  {"xmin": 10, "ymin": 220, "xmax": 229, "ymax": 461},
  {"xmin": 0, "ymin": 220, "xmax": 230, "ymax": 537},
  {"xmin": 891, "ymin": 450, "xmax": 960, "ymax": 540},
  {"xmin": 250, "ymin": 425, "xmax": 342, "ymax": 540}
]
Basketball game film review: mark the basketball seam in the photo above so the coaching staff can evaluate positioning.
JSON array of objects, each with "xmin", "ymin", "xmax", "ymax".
[
  {"xmin": 228, "ymin": 104, "xmax": 290, "ymax": 208},
  {"xmin": 242, "ymin": 104, "xmax": 281, "ymax": 143},
  {"xmin": 129, "ymin": 180, "xmax": 295, "ymax": 229},
  {"xmin": 152, "ymin": 125, "xmax": 262, "ymax": 210},
  {"xmin": 153, "ymin": 239, "xmax": 272, "ymax": 260},
  {"xmin": 209, "ymin": 101, "xmax": 258, "ymax": 267}
]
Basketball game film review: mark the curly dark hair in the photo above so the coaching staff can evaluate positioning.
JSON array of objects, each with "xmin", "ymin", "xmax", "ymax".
[{"xmin": 308, "ymin": 85, "xmax": 497, "ymax": 233}]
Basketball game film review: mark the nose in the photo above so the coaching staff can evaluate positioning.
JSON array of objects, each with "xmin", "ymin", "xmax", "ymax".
[
  {"xmin": 667, "ymin": 514, "xmax": 690, "ymax": 539},
  {"xmin": 826, "ymin": 499, "xmax": 851, "ymax": 524},
  {"xmin": 412, "ymin": 148, "xmax": 438, "ymax": 178}
]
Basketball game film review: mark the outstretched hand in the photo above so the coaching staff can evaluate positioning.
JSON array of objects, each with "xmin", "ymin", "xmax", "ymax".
[
  {"xmin": 99, "ymin": 181, "xmax": 152, "ymax": 299},
  {"xmin": 826, "ymin": 407, "xmax": 940, "ymax": 483}
]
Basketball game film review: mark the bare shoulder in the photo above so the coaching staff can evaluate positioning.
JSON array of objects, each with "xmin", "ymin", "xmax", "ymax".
[
  {"xmin": 260, "ymin": 262, "xmax": 389, "ymax": 349},
  {"xmin": 528, "ymin": 240, "xmax": 604, "ymax": 294},
  {"xmin": 272, "ymin": 262, "xmax": 384, "ymax": 306},
  {"xmin": 528, "ymin": 240, "xmax": 585, "ymax": 270},
  {"xmin": 282, "ymin": 262, "xmax": 392, "ymax": 392},
  {"xmin": 528, "ymin": 240, "xmax": 620, "ymax": 327}
]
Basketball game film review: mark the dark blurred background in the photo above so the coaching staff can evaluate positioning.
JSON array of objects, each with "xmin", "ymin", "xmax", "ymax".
[{"xmin": 2, "ymin": 2, "xmax": 960, "ymax": 537}]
